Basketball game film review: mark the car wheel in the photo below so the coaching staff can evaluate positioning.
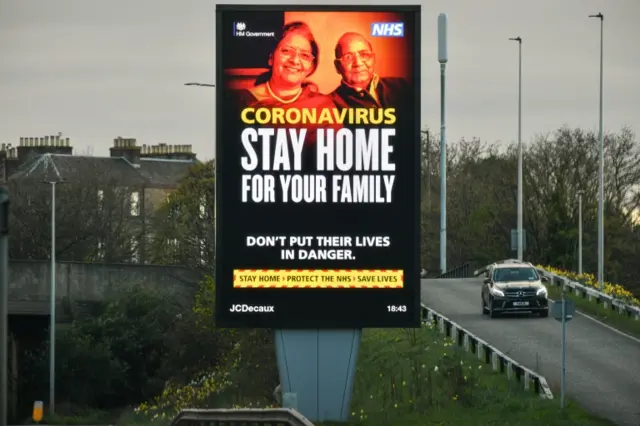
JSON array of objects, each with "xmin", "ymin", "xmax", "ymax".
[
  {"xmin": 539, "ymin": 309, "xmax": 549, "ymax": 318},
  {"xmin": 489, "ymin": 299, "xmax": 499, "ymax": 318},
  {"xmin": 482, "ymin": 297, "xmax": 488, "ymax": 315}
]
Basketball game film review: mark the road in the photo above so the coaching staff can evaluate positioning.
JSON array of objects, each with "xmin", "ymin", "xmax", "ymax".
[{"xmin": 422, "ymin": 278, "xmax": 640, "ymax": 426}]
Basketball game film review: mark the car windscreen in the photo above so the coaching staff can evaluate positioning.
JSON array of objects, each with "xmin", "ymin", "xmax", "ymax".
[{"xmin": 493, "ymin": 267, "xmax": 538, "ymax": 282}]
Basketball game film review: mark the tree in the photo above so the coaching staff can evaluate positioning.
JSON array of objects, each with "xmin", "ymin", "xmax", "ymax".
[
  {"xmin": 8, "ymin": 168, "xmax": 147, "ymax": 263},
  {"xmin": 419, "ymin": 125, "xmax": 640, "ymax": 297},
  {"xmin": 149, "ymin": 160, "xmax": 215, "ymax": 272}
]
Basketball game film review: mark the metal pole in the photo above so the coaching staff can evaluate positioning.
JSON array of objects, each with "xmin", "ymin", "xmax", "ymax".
[
  {"xmin": 578, "ymin": 192, "xmax": 583, "ymax": 275},
  {"xmin": 440, "ymin": 63, "xmax": 447, "ymax": 273},
  {"xmin": 516, "ymin": 39, "xmax": 523, "ymax": 261},
  {"xmin": 0, "ymin": 186, "xmax": 9, "ymax": 426},
  {"xmin": 49, "ymin": 182, "xmax": 56, "ymax": 414},
  {"xmin": 509, "ymin": 37, "xmax": 523, "ymax": 261},
  {"xmin": 590, "ymin": 13, "xmax": 604, "ymax": 291},
  {"xmin": 438, "ymin": 14, "xmax": 448, "ymax": 274},
  {"xmin": 561, "ymin": 289, "xmax": 566, "ymax": 409},
  {"xmin": 426, "ymin": 130, "xmax": 431, "ymax": 213}
]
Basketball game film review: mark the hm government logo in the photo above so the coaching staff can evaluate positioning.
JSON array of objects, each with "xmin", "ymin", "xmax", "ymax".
[
  {"xmin": 230, "ymin": 304, "xmax": 275, "ymax": 313},
  {"xmin": 232, "ymin": 21, "xmax": 275, "ymax": 38}
]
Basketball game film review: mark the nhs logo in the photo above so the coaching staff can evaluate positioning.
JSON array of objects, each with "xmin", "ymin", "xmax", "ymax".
[{"xmin": 371, "ymin": 22, "xmax": 404, "ymax": 37}]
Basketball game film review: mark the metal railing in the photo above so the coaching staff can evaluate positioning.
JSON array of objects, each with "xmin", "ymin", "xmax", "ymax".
[
  {"xmin": 171, "ymin": 408, "xmax": 315, "ymax": 426},
  {"xmin": 435, "ymin": 262, "xmax": 473, "ymax": 279},
  {"xmin": 537, "ymin": 267, "xmax": 640, "ymax": 320},
  {"xmin": 421, "ymin": 304, "xmax": 554, "ymax": 399}
]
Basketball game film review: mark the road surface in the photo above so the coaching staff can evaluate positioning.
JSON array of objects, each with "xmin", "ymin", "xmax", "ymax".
[{"xmin": 422, "ymin": 278, "xmax": 640, "ymax": 426}]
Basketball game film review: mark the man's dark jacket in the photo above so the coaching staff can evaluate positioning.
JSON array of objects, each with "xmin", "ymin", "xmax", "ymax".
[{"xmin": 330, "ymin": 77, "xmax": 411, "ymax": 109}]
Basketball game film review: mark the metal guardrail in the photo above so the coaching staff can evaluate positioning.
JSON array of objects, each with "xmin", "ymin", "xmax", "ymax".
[
  {"xmin": 536, "ymin": 267, "xmax": 640, "ymax": 320},
  {"xmin": 171, "ymin": 408, "xmax": 315, "ymax": 426},
  {"xmin": 474, "ymin": 259, "xmax": 640, "ymax": 321},
  {"xmin": 435, "ymin": 262, "xmax": 473, "ymax": 279},
  {"xmin": 420, "ymin": 303, "xmax": 554, "ymax": 400}
]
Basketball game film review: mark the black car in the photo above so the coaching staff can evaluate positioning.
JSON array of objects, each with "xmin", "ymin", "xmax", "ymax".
[{"xmin": 481, "ymin": 263, "xmax": 549, "ymax": 318}]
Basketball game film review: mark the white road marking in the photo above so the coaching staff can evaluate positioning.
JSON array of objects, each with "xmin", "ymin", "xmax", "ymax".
[{"xmin": 548, "ymin": 297, "xmax": 640, "ymax": 345}]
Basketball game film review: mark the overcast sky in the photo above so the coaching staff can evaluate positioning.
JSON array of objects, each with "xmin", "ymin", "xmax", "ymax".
[{"xmin": 1, "ymin": 0, "xmax": 638, "ymax": 161}]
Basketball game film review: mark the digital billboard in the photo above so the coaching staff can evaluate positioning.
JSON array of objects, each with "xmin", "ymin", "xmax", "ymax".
[{"xmin": 215, "ymin": 4, "xmax": 421, "ymax": 328}]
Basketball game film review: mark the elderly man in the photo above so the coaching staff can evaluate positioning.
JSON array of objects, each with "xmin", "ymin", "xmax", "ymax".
[{"xmin": 330, "ymin": 32, "xmax": 410, "ymax": 109}]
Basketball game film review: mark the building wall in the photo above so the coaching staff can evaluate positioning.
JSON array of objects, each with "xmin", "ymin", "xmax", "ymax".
[{"xmin": 8, "ymin": 260, "xmax": 203, "ymax": 315}]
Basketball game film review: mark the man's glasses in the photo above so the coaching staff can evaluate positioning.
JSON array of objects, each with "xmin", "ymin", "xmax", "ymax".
[
  {"xmin": 279, "ymin": 46, "xmax": 315, "ymax": 64},
  {"xmin": 338, "ymin": 50, "xmax": 375, "ymax": 64}
]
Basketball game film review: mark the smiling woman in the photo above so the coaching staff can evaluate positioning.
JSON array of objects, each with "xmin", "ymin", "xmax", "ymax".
[{"xmin": 229, "ymin": 21, "xmax": 341, "ymax": 149}]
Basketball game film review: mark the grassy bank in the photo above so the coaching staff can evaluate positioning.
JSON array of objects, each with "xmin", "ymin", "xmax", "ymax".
[
  {"xmin": 320, "ymin": 325, "xmax": 613, "ymax": 426},
  {"xmin": 38, "ymin": 324, "xmax": 613, "ymax": 426},
  {"xmin": 546, "ymin": 286, "xmax": 640, "ymax": 339}
]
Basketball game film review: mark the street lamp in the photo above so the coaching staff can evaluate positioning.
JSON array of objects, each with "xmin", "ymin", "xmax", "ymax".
[
  {"xmin": 438, "ymin": 13, "xmax": 448, "ymax": 273},
  {"xmin": 577, "ymin": 190, "xmax": 584, "ymax": 275},
  {"xmin": 589, "ymin": 12, "xmax": 604, "ymax": 291},
  {"xmin": 0, "ymin": 186, "xmax": 9, "ymax": 426},
  {"xmin": 40, "ymin": 179, "xmax": 64, "ymax": 415},
  {"xmin": 509, "ymin": 36, "xmax": 523, "ymax": 261},
  {"xmin": 184, "ymin": 82, "xmax": 217, "ymax": 261},
  {"xmin": 184, "ymin": 82, "xmax": 216, "ymax": 87}
]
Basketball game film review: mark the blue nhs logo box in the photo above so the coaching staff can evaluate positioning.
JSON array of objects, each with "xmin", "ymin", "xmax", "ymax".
[{"xmin": 371, "ymin": 22, "xmax": 404, "ymax": 37}]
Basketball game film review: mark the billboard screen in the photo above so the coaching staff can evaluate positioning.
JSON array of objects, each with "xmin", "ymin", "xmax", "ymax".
[{"xmin": 215, "ymin": 4, "xmax": 421, "ymax": 328}]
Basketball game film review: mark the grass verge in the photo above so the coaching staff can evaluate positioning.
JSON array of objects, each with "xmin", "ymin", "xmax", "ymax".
[
  {"xmin": 547, "ymin": 285, "xmax": 640, "ymax": 339},
  {"xmin": 316, "ymin": 324, "xmax": 614, "ymax": 426},
  {"xmin": 36, "ymin": 323, "xmax": 614, "ymax": 426}
]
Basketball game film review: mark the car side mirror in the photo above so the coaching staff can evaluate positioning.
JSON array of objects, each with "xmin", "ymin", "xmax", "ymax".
[
  {"xmin": 483, "ymin": 278, "xmax": 491, "ymax": 285},
  {"xmin": 541, "ymin": 276, "xmax": 549, "ymax": 283}
]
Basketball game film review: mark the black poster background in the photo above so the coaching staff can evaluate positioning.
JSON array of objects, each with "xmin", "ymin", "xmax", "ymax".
[{"xmin": 215, "ymin": 5, "xmax": 421, "ymax": 328}]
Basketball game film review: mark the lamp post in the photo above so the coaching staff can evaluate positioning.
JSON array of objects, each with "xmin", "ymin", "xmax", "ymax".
[
  {"xmin": 47, "ymin": 181, "xmax": 57, "ymax": 414},
  {"xmin": 589, "ymin": 12, "xmax": 604, "ymax": 291},
  {"xmin": 577, "ymin": 190, "xmax": 584, "ymax": 275},
  {"xmin": 438, "ymin": 13, "xmax": 448, "ymax": 274},
  {"xmin": 509, "ymin": 36, "xmax": 523, "ymax": 261},
  {"xmin": 184, "ymin": 82, "xmax": 217, "ymax": 259},
  {"xmin": 39, "ymin": 180, "xmax": 63, "ymax": 415},
  {"xmin": 0, "ymin": 186, "xmax": 9, "ymax": 426},
  {"xmin": 184, "ymin": 83, "xmax": 216, "ymax": 87}
]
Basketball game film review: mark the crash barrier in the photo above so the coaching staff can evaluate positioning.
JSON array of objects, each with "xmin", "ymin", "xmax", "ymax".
[
  {"xmin": 535, "ymin": 267, "xmax": 640, "ymax": 321},
  {"xmin": 474, "ymin": 259, "xmax": 640, "ymax": 321},
  {"xmin": 421, "ymin": 304, "xmax": 554, "ymax": 399},
  {"xmin": 171, "ymin": 408, "xmax": 315, "ymax": 426},
  {"xmin": 435, "ymin": 262, "xmax": 474, "ymax": 279}
]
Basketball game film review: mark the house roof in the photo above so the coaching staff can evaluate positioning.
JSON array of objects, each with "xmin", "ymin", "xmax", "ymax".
[
  {"xmin": 8, "ymin": 153, "xmax": 196, "ymax": 189},
  {"xmin": 138, "ymin": 157, "xmax": 196, "ymax": 188}
]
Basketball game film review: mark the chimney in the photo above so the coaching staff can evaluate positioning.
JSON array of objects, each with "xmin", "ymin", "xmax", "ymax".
[
  {"xmin": 139, "ymin": 142, "xmax": 197, "ymax": 161},
  {"xmin": 110, "ymin": 136, "xmax": 141, "ymax": 167},
  {"xmin": 16, "ymin": 134, "xmax": 73, "ymax": 164}
]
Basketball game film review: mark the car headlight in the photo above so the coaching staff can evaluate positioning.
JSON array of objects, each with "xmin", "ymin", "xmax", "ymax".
[
  {"xmin": 491, "ymin": 287, "xmax": 505, "ymax": 297},
  {"xmin": 536, "ymin": 287, "xmax": 548, "ymax": 297}
]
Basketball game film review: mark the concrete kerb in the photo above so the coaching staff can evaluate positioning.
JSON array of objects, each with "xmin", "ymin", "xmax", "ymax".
[{"xmin": 421, "ymin": 304, "xmax": 554, "ymax": 400}]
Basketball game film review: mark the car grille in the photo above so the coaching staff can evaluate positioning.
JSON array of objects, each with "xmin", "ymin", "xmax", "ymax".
[{"xmin": 505, "ymin": 289, "xmax": 537, "ymax": 298}]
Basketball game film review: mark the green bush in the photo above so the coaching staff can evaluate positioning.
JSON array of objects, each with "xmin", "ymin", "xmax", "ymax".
[{"xmin": 19, "ymin": 275, "xmax": 278, "ymax": 421}]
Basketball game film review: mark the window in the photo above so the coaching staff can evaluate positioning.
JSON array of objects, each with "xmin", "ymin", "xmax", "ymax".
[
  {"xmin": 494, "ymin": 267, "xmax": 538, "ymax": 282},
  {"xmin": 97, "ymin": 190, "xmax": 104, "ymax": 210},
  {"xmin": 97, "ymin": 240, "xmax": 105, "ymax": 260},
  {"xmin": 199, "ymin": 196, "xmax": 206, "ymax": 219},
  {"xmin": 130, "ymin": 191, "xmax": 140, "ymax": 216},
  {"xmin": 199, "ymin": 239, "xmax": 206, "ymax": 265},
  {"xmin": 131, "ymin": 237, "xmax": 139, "ymax": 263}
]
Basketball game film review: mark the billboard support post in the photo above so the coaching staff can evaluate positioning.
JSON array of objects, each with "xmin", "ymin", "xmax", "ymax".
[{"xmin": 274, "ymin": 329, "xmax": 361, "ymax": 422}]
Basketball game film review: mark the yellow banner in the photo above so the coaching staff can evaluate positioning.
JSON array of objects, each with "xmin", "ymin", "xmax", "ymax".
[{"xmin": 233, "ymin": 269, "xmax": 404, "ymax": 289}]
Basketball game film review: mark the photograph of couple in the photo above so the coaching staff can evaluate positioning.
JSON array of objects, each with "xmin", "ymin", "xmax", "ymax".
[{"xmin": 223, "ymin": 10, "xmax": 414, "ymax": 119}]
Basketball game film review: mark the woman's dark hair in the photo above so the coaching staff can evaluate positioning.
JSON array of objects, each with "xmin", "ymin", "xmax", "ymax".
[{"xmin": 254, "ymin": 21, "xmax": 320, "ymax": 86}]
